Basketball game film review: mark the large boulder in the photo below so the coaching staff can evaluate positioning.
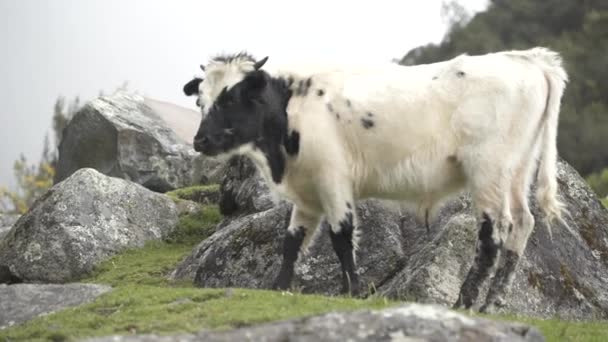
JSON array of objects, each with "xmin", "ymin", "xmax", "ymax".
[
  {"xmin": 86, "ymin": 303, "xmax": 543, "ymax": 342},
  {"xmin": 217, "ymin": 156, "xmax": 275, "ymax": 217},
  {"xmin": 0, "ymin": 283, "xmax": 111, "ymax": 329},
  {"xmin": 0, "ymin": 213, "xmax": 19, "ymax": 241},
  {"xmin": 0, "ymin": 168, "xmax": 179, "ymax": 283},
  {"xmin": 173, "ymin": 159, "xmax": 608, "ymax": 319},
  {"xmin": 171, "ymin": 201, "xmax": 405, "ymax": 295},
  {"xmin": 54, "ymin": 92, "xmax": 225, "ymax": 192}
]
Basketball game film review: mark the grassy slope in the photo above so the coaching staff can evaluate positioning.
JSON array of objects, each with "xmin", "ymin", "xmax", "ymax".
[{"xmin": 1, "ymin": 203, "xmax": 607, "ymax": 341}]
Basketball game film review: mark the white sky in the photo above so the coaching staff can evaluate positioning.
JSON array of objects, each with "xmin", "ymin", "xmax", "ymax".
[{"xmin": 0, "ymin": 0, "xmax": 488, "ymax": 189}]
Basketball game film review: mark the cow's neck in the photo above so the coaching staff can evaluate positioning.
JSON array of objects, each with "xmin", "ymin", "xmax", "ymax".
[{"xmin": 246, "ymin": 76, "xmax": 294, "ymax": 185}]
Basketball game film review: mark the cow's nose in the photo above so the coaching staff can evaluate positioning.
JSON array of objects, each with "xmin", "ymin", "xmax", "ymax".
[{"xmin": 193, "ymin": 136, "xmax": 210, "ymax": 152}]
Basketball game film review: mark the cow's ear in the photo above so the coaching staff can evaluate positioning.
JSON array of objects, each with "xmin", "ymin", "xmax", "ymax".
[
  {"xmin": 183, "ymin": 78, "xmax": 203, "ymax": 96},
  {"xmin": 242, "ymin": 71, "xmax": 267, "ymax": 95}
]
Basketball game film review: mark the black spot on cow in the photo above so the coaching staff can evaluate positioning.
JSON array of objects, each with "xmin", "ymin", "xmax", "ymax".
[
  {"xmin": 317, "ymin": 89, "xmax": 325, "ymax": 96},
  {"xmin": 294, "ymin": 77, "xmax": 312, "ymax": 96},
  {"xmin": 366, "ymin": 112, "xmax": 374, "ymax": 117},
  {"xmin": 457, "ymin": 71, "xmax": 466, "ymax": 78},
  {"xmin": 346, "ymin": 202, "xmax": 352, "ymax": 209},
  {"xmin": 345, "ymin": 99, "xmax": 352, "ymax": 107},
  {"xmin": 326, "ymin": 103, "xmax": 334, "ymax": 113},
  {"xmin": 285, "ymin": 130, "xmax": 300, "ymax": 156},
  {"xmin": 295, "ymin": 80, "xmax": 305, "ymax": 96},
  {"xmin": 336, "ymin": 113, "xmax": 340, "ymax": 120},
  {"xmin": 432, "ymin": 76, "xmax": 438, "ymax": 80},
  {"xmin": 361, "ymin": 118, "xmax": 375, "ymax": 129},
  {"xmin": 286, "ymin": 76, "xmax": 295, "ymax": 87}
]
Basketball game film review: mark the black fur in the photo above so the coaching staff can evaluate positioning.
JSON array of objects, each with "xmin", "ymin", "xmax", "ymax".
[
  {"xmin": 192, "ymin": 70, "xmax": 294, "ymax": 184},
  {"xmin": 454, "ymin": 213, "xmax": 501, "ymax": 309},
  {"xmin": 317, "ymin": 89, "xmax": 325, "ymax": 96},
  {"xmin": 273, "ymin": 226, "xmax": 306, "ymax": 290},
  {"xmin": 480, "ymin": 250, "xmax": 519, "ymax": 312},
  {"xmin": 457, "ymin": 71, "xmax": 466, "ymax": 78},
  {"xmin": 361, "ymin": 118, "xmax": 375, "ymax": 129},
  {"xmin": 183, "ymin": 78, "xmax": 203, "ymax": 96},
  {"xmin": 366, "ymin": 112, "xmax": 374, "ymax": 117},
  {"xmin": 211, "ymin": 52, "xmax": 256, "ymax": 64},
  {"xmin": 294, "ymin": 78, "xmax": 312, "ymax": 96},
  {"xmin": 329, "ymin": 211, "xmax": 360, "ymax": 295},
  {"xmin": 286, "ymin": 76, "xmax": 295, "ymax": 87},
  {"xmin": 285, "ymin": 130, "xmax": 300, "ymax": 156}
]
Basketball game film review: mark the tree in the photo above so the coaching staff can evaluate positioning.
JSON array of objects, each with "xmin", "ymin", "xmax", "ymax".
[
  {"xmin": 0, "ymin": 147, "xmax": 55, "ymax": 214},
  {"xmin": 51, "ymin": 95, "xmax": 81, "ymax": 164}
]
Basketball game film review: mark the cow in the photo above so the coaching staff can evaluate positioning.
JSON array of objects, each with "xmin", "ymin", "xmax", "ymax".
[{"xmin": 183, "ymin": 48, "xmax": 568, "ymax": 311}]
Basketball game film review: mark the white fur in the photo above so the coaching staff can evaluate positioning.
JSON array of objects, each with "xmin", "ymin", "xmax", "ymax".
[{"xmin": 197, "ymin": 48, "xmax": 568, "ymax": 257}]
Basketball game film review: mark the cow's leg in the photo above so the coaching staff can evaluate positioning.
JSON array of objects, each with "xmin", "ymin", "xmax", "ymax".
[
  {"xmin": 454, "ymin": 158, "xmax": 512, "ymax": 309},
  {"xmin": 319, "ymin": 184, "xmax": 360, "ymax": 296},
  {"xmin": 481, "ymin": 157, "xmax": 537, "ymax": 312},
  {"xmin": 272, "ymin": 206, "xmax": 321, "ymax": 290}
]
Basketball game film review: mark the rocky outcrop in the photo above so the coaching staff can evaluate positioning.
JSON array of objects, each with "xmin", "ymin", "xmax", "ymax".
[
  {"xmin": 85, "ymin": 303, "xmax": 543, "ymax": 342},
  {"xmin": 173, "ymin": 159, "xmax": 608, "ymax": 319},
  {"xmin": 0, "ymin": 283, "xmax": 111, "ymax": 329},
  {"xmin": 0, "ymin": 168, "xmax": 178, "ymax": 283},
  {"xmin": 171, "ymin": 201, "xmax": 406, "ymax": 296},
  {"xmin": 54, "ymin": 92, "xmax": 225, "ymax": 192},
  {"xmin": 217, "ymin": 156, "xmax": 274, "ymax": 217},
  {"xmin": 0, "ymin": 214, "xmax": 19, "ymax": 240}
]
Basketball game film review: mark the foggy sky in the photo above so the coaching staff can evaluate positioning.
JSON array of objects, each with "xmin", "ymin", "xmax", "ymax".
[{"xmin": 0, "ymin": 0, "xmax": 487, "ymax": 189}]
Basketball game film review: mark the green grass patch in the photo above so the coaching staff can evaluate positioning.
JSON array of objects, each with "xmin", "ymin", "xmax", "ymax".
[
  {"xmin": 85, "ymin": 205, "xmax": 221, "ymax": 287},
  {"xmin": 165, "ymin": 184, "xmax": 220, "ymax": 203},
  {"xmin": 165, "ymin": 205, "xmax": 222, "ymax": 245},
  {"xmin": 494, "ymin": 314, "xmax": 608, "ymax": 342},
  {"xmin": 1, "ymin": 203, "xmax": 607, "ymax": 341},
  {"xmin": 0, "ymin": 287, "xmax": 394, "ymax": 341},
  {"xmin": 601, "ymin": 197, "xmax": 608, "ymax": 209}
]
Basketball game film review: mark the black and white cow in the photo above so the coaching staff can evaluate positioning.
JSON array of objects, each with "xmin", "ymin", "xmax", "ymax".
[{"xmin": 183, "ymin": 48, "xmax": 568, "ymax": 311}]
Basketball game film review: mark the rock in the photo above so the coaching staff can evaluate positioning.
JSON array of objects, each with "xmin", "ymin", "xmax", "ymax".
[
  {"xmin": 0, "ymin": 168, "xmax": 179, "ymax": 283},
  {"xmin": 217, "ymin": 156, "xmax": 275, "ymax": 217},
  {"xmin": 85, "ymin": 303, "xmax": 543, "ymax": 342},
  {"xmin": 0, "ymin": 283, "xmax": 111, "ymax": 329},
  {"xmin": 173, "ymin": 158, "xmax": 608, "ymax": 319},
  {"xmin": 171, "ymin": 200, "xmax": 405, "ymax": 294},
  {"xmin": 54, "ymin": 92, "xmax": 224, "ymax": 192},
  {"xmin": 0, "ymin": 213, "xmax": 19, "ymax": 241}
]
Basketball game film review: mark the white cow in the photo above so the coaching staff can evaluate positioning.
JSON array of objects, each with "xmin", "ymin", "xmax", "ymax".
[{"xmin": 183, "ymin": 47, "xmax": 568, "ymax": 311}]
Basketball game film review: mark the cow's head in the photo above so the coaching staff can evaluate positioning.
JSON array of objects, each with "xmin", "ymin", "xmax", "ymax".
[
  {"xmin": 184, "ymin": 53, "xmax": 268, "ymax": 114},
  {"xmin": 183, "ymin": 54, "xmax": 286, "ymax": 157}
]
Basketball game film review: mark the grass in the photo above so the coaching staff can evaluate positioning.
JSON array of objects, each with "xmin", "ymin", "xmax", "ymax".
[
  {"xmin": 165, "ymin": 184, "xmax": 220, "ymax": 203},
  {"xmin": 495, "ymin": 315, "xmax": 608, "ymax": 342},
  {"xmin": 601, "ymin": 197, "xmax": 608, "ymax": 209},
  {"xmin": 1, "ymin": 203, "xmax": 607, "ymax": 341}
]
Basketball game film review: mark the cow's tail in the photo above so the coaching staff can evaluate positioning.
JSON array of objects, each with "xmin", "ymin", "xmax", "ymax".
[{"xmin": 526, "ymin": 48, "xmax": 572, "ymax": 239}]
